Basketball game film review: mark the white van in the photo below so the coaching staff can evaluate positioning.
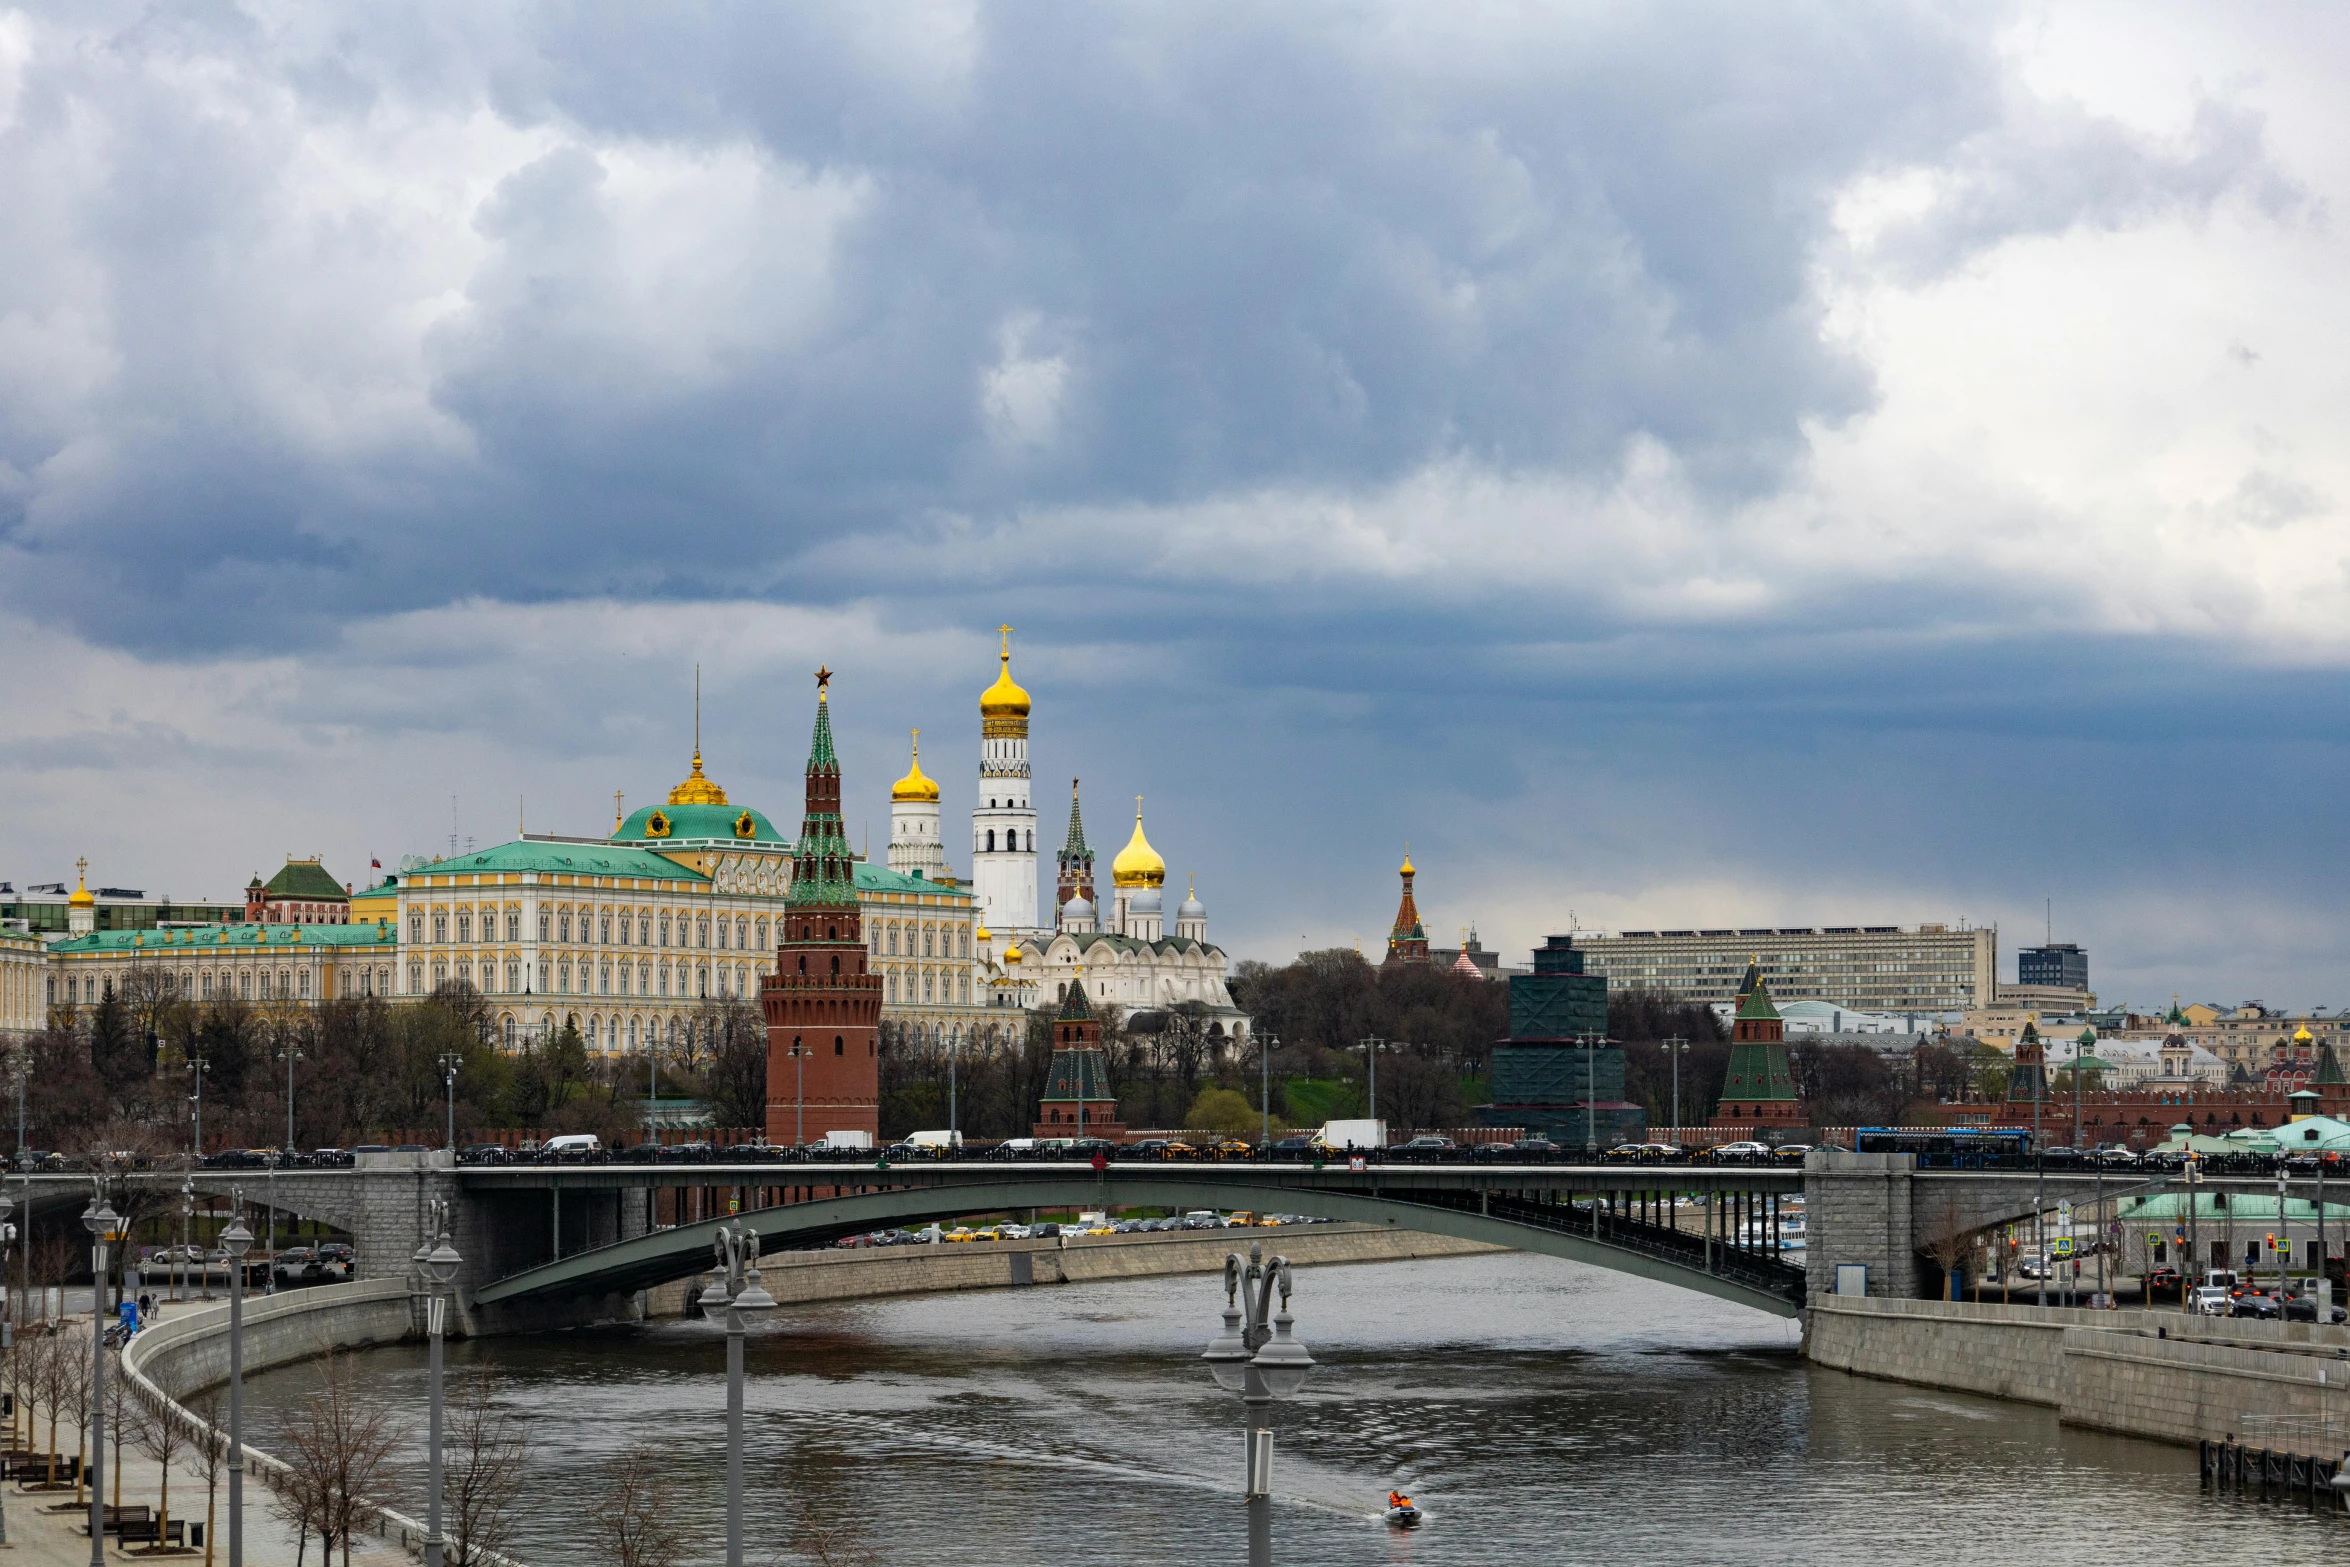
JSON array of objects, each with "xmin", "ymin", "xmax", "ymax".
[
  {"xmin": 907, "ymin": 1130, "xmax": 963, "ymax": 1150},
  {"xmin": 542, "ymin": 1133, "xmax": 602, "ymax": 1162}
]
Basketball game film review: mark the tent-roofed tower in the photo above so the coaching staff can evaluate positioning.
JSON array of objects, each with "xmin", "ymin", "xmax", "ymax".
[
  {"xmin": 1055, "ymin": 778, "xmax": 1095, "ymax": 927},
  {"xmin": 1032, "ymin": 974, "xmax": 1126, "ymax": 1141},
  {"xmin": 760, "ymin": 668, "xmax": 882, "ymax": 1144},
  {"xmin": 1383, "ymin": 851, "xmax": 1429, "ymax": 967},
  {"xmin": 1713, "ymin": 959, "xmax": 1804, "ymax": 1130}
]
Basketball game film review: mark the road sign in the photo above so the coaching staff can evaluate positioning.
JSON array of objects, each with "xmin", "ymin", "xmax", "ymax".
[
  {"xmin": 2052, "ymin": 1236, "xmax": 2075, "ymax": 1256},
  {"xmin": 2147, "ymin": 1232, "xmax": 2160, "ymax": 1248},
  {"xmin": 2059, "ymin": 1200, "xmax": 2073, "ymax": 1224}
]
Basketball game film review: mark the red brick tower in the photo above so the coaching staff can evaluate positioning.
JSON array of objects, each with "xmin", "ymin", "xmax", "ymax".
[
  {"xmin": 1031, "ymin": 973, "xmax": 1126, "ymax": 1140},
  {"xmin": 762, "ymin": 669, "xmax": 883, "ymax": 1145}
]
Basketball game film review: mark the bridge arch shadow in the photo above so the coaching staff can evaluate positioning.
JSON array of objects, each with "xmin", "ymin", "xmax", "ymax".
[{"xmin": 469, "ymin": 1175, "xmax": 1802, "ymax": 1318}]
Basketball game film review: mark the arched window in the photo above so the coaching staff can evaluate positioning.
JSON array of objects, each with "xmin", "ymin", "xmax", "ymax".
[
  {"xmin": 538, "ymin": 910, "xmax": 550, "ymax": 942},
  {"xmin": 457, "ymin": 912, "xmax": 472, "ymax": 943},
  {"xmin": 887, "ymin": 973, "xmax": 897, "ymax": 1002},
  {"xmin": 923, "ymin": 927, "xmax": 934, "ymax": 957},
  {"xmin": 986, "ymin": 830, "xmax": 996, "ymax": 852},
  {"xmin": 757, "ymin": 917, "xmax": 768, "ymax": 949},
  {"xmin": 433, "ymin": 913, "xmax": 448, "ymax": 943},
  {"xmin": 698, "ymin": 917, "xmax": 710, "ymax": 949},
  {"xmin": 830, "ymin": 955, "xmax": 840, "ymax": 975},
  {"xmin": 410, "ymin": 914, "xmax": 424, "ymax": 943},
  {"xmin": 503, "ymin": 1015, "xmax": 517, "ymax": 1048},
  {"xmin": 960, "ymin": 928, "xmax": 970, "ymax": 958},
  {"xmin": 887, "ymin": 926, "xmax": 898, "ymax": 956},
  {"xmin": 834, "ymin": 1036, "xmax": 844, "ymax": 1056}
]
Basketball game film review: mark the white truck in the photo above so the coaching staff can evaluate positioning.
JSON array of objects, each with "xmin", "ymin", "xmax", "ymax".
[
  {"xmin": 820, "ymin": 1130, "xmax": 875, "ymax": 1152},
  {"xmin": 1320, "ymin": 1119, "xmax": 1388, "ymax": 1151},
  {"xmin": 906, "ymin": 1130, "xmax": 963, "ymax": 1151}
]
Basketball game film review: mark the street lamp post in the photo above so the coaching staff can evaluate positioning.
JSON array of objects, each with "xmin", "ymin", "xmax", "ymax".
[
  {"xmin": 414, "ymin": 1201, "xmax": 462, "ymax": 1567},
  {"xmin": 787, "ymin": 1040, "xmax": 810, "ymax": 1147},
  {"xmin": 1260, "ymin": 1032, "xmax": 1276, "ymax": 1150},
  {"xmin": 1201, "ymin": 1245, "xmax": 1316, "ymax": 1567},
  {"xmin": 699, "ymin": 1223, "xmax": 777, "ymax": 1567},
  {"xmin": 179, "ymin": 1180, "xmax": 194, "ymax": 1304},
  {"xmin": 85, "ymin": 1187, "xmax": 121, "ymax": 1567},
  {"xmin": 1663, "ymin": 1036, "xmax": 1689, "ymax": 1145},
  {"xmin": 0, "ymin": 1192, "xmax": 12, "ymax": 1549},
  {"xmin": 439, "ymin": 1053, "xmax": 461, "ymax": 1154},
  {"xmin": 220, "ymin": 1203, "xmax": 251, "ymax": 1567},
  {"xmin": 1357, "ymin": 1036, "xmax": 1385, "ymax": 1129},
  {"xmin": 189, "ymin": 1053, "xmax": 208, "ymax": 1164}
]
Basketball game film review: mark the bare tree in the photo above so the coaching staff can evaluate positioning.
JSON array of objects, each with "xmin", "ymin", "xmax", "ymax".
[
  {"xmin": 444, "ymin": 1368, "xmax": 529, "ymax": 1567},
  {"xmin": 186, "ymin": 1387, "xmax": 228, "ymax": 1567},
  {"xmin": 275, "ymin": 1349, "xmax": 405, "ymax": 1567},
  {"xmin": 585, "ymin": 1445, "xmax": 684, "ymax": 1567},
  {"xmin": 136, "ymin": 1370, "xmax": 188, "ymax": 1544},
  {"xmin": 105, "ymin": 1346, "xmax": 138, "ymax": 1513}
]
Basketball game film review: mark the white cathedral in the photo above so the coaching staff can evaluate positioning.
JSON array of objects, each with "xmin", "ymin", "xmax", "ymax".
[{"xmin": 885, "ymin": 631, "xmax": 1250, "ymax": 1043}]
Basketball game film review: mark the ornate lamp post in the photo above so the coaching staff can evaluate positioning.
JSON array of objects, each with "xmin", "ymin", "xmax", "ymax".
[
  {"xmin": 220, "ymin": 1204, "xmax": 252, "ymax": 1567},
  {"xmin": 1663, "ymin": 1036, "xmax": 1691, "ymax": 1145},
  {"xmin": 179, "ymin": 1180, "xmax": 194, "ymax": 1303},
  {"xmin": 413, "ymin": 1203, "xmax": 462, "ymax": 1567},
  {"xmin": 85, "ymin": 1187, "xmax": 122, "ymax": 1567},
  {"xmin": 1201, "ymin": 1245, "xmax": 1316, "ymax": 1567},
  {"xmin": 699, "ymin": 1223, "xmax": 776, "ymax": 1567},
  {"xmin": 0, "ymin": 1192, "xmax": 12, "ymax": 1548}
]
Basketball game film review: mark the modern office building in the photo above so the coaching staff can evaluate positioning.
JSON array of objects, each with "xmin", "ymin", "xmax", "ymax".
[
  {"xmin": 2017, "ymin": 941, "xmax": 2089, "ymax": 992},
  {"xmin": 1569, "ymin": 923, "xmax": 1996, "ymax": 1014}
]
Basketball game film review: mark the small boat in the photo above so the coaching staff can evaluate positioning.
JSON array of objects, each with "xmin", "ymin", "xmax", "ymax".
[{"xmin": 1384, "ymin": 1492, "xmax": 1421, "ymax": 1528}]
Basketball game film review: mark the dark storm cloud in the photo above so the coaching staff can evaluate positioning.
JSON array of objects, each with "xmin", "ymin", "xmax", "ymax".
[{"xmin": 0, "ymin": 1, "xmax": 2271, "ymax": 653}]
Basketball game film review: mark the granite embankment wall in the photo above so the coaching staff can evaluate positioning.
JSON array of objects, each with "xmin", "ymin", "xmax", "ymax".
[
  {"xmin": 117, "ymin": 1280, "xmax": 510, "ymax": 1565},
  {"xmin": 1809, "ymin": 1296, "xmax": 2350, "ymax": 1447},
  {"xmin": 645, "ymin": 1222, "xmax": 1503, "ymax": 1315}
]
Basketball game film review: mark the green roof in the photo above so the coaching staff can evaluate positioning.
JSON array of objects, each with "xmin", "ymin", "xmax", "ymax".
[
  {"xmin": 1735, "ymin": 983, "xmax": 1781, "ymax": 1023},
  {"xmin": 51, "ymin": 922, "xmax": 399, "ymax": 954},
  {"xmin": 417, "ymin": 842, "xmax": 710, "ymax": 882},
  {"xmin": 854, "ymin": 861, "xmax": 972, "ymax": 900},
  {"xmin": 613, "ymin": 803, "xmax": 787, "ymax": 845},
  {"xmin": 261, "ymin": 860, "xmax": 348, "ymax": 901}
]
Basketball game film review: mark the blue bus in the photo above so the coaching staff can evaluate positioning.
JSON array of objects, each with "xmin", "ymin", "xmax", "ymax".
[{"xmin": 1854, "ymin": 1127, "xmax": 2031, "ymax": 1168}]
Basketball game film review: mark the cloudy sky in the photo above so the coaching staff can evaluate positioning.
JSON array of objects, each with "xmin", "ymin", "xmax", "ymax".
[{"xmin": 4, "ymin": 1, "xmax": 2347, "ymax": 1008}]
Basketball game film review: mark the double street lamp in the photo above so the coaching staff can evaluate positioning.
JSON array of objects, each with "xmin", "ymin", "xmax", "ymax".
[
  {"xmin": 222, "ymin": 1202, "xmax": 253, "ymax": 1567},
  {"xmin": 412, "ymin": 1202, "xmax": 462, "ymax": 1567},
  {"xmin": 1201, "ymin": 1246, "xmax": 1315, "ymax": 1567},
  {"xmin": 84, "ymin": 1186, "xmax": 123, "ymax": 1567},
  {"xmin": 699, "ymin": 1223, "xmax": 776, "ymax": 1567}
]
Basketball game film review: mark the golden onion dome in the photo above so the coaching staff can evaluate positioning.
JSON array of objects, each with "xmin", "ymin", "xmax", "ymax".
[
  {"xmin": 980, "ymin": 627, "xmax": 1031, "ymax": 733},
  {"xmin": 1400, "ymin": 850, "xmax": 1415, "ymax": 878},
  {"xmin": 2295, "ymin": 1024, "xmax": 2316, "ymax": 1044},
  {"xmin": 892, "ymin": 730, "xmax": 940, "ymax": 802},
  {"xmin": 1111, "ymin": 801, "xmax": 1166, "ymax": 889},
  {"xmin": 975, "ymin": 923, "xmax": 992, "ymax": 943},
  {"xmin": 1004, "ymin": 942, "xmax": 1023, "ymax": 965},
  {"xmin": 68, "ymin": 860, "xmax": 94, "ymax": 908}
]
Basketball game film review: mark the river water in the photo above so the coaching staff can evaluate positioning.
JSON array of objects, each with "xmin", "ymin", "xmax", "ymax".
[{"xmin": 240, "ymin": 1252, "xmax": 2332, "ymax": 1564}]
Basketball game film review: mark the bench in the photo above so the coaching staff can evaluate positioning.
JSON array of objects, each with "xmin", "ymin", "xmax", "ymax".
[
  {"xmin": 9, "ymin": 1452, "xmax": 80, "ymax": 1482},
  {"xmin": 119, "ymin": 1516, "xmax": 187, "ymax": 1548},
  {"xmin": 79, "ymin": 1503, "xmax": 149, "ymax": 1536}
]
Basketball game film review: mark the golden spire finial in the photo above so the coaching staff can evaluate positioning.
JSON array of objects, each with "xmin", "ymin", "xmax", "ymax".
[
  {"xmin": 693, "ymin": 663, "xmax": 701, "ymax": 764},
  {"xmin": 613, "ymin": 790, "xmax": 625, "ymax": 832},
  {"xmin": 1000, "ymin": 623, "xmax": 1012, "ymax": 661}
]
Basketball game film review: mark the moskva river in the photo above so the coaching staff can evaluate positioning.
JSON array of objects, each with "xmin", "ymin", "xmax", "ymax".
[{"xmin": 241, "ymin": 1253, "xmax": 2333, "ymax": 1564}]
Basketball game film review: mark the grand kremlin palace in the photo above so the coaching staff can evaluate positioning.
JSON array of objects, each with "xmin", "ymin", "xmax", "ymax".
[{"xmin": 41, "ymin": 746, "xmax": 995, "ymax": 1056}]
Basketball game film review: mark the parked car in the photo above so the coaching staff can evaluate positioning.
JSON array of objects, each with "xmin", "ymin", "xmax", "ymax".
[
  {"xmin": 273, "ymin": 1246, "xmax": 325, "ymax": 1283},
  {"xmin": 1387, "ymin": 1136, "xmax": 1458, "ymax": 1163},
  {"xmin": 1706, "ymin": 1141, "xmax": 1772, "ymax": 1165},
  {"xmin": 2232, "ymin": 1290, "xmax": 2283, "ymax": 1320},
  {"xmin": 1268, "ymin": 1136, "xmax": 1335, "ymax": 1163},
  {"xmin": 311, "ymin": 1147, "xmax": 354, "ymax": 1168},
  {"xmin": 1770, "ymin": 1144, "xmax": 1815, "ymax": 1165},
  {"xmin": 457, "ymin": 1143, "xmax": 510, "ymax": 1166}
]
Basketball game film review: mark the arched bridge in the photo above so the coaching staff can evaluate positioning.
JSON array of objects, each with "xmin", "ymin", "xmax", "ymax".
[{"xmin": 462, "ymin": 1162, "xmax": 1812, "ymax": 1318}]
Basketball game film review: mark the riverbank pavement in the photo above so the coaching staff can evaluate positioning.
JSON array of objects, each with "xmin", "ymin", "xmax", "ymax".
[{"xmin": 4, "ymin": 1299, "xmax": 411, "ymax": 1567}]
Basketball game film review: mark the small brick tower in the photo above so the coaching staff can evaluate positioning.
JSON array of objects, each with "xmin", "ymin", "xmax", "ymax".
[
  {"xmin": 762, "ymin": 669, "xmax": 883, "ymax": 1145},
  {"xmin": 1712, "ymin": 958, "xmax": 1805, "ymax": 1129},
  {"xmin": 1032, "ymin": 973, "xmax": 1126, "ymax": 1140}
]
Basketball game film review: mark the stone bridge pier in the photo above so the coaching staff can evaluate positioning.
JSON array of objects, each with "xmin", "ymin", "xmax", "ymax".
[
  {"xmin": 1803, "ymin": 1151, "xmax": 2164, "ymax": 1301},
  {"xmin": 188, "ymin": 1163, "xmax": 655, "ymax": 1333}
]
